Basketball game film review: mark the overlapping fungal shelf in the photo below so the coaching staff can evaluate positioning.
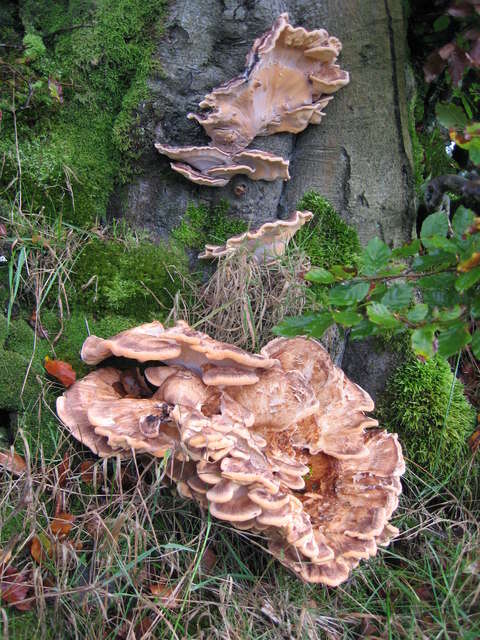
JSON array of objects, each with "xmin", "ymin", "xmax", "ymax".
[
  {"xmin": 155, "ymin": 13, "xmax": 349, "ymax": 187},
  {"xmin": 57, "ymin": 321, "xmax": 404, "ymax": 586}
]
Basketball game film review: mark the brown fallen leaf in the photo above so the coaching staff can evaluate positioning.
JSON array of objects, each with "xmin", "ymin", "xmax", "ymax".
[
  {"xmin": 51, "ymin": 512, "xmax": 74, "ymax": 539},
  {"xmin": 469, "ymin": 428, "xmax": 480, "ymax": 453},
  {"xmin": 44, "ymin": 356, "xmax": 76, "ymax": 387},
  {"xmin": 149, "ymin": 582, "xmax": 181, "ymax": 608},
  {"xmin": 0, "ymin": 448, "xmax": 27, "ymax": 475},
  {"xmin": 30, "ymin": 535, "xmax": 53, "ymax": 564},
  {"xmin": 0, "ymin": 566, "xmax": 33, "ymax": 611},
  {"xmin": 57, "ymin": 452, "xmax": 71, "ymax": 487},
  {"xmin": 79, "ymin": 460, "xmax": 96, "ymax": 484},
  {"xmin": 201, "ymin": 547, "xmax": 217, "ymax": 573}
]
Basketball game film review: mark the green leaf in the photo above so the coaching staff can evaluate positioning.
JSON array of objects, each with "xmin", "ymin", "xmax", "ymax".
[
  {"xmin": 360, "ymin": 237, "xmax": 391, "ymax": 275},
  {"xmin": 407, "ymin": 303, "xmax": 429, "ymax": 323},
  {"xmin": 471, "ymin": 298, "xmax": 480, "ymax": 318},
  {"xmin": 468, "ymin": 138, "xmax": 480, "ymax": 165},
  {"xmin": 472, "ymin": 330, "xmax": 480, "ymax": 359},
  {"xmin": 452, "ymin": 206, "xmax": 475, "ymax": 236},
  {"xmin": 420, "ymin": 212, "xmax": 449, "ymax": 241},
  {"xmin": 411, "ymin": 325, "xmax": 436, "ymax": 359},
  {"xmin": 433, "ymin": 305, "xmax": 464, "ymax": 323},
  {"xmin": 304, "ymin": 267, "xmax": 335, "ymax": 284},
  {"xmin": 418, "ymin": 273, "xmax": 460, "ymax": 308},
  {"xmin": 366, "ymin": 303, "xmax": 401, "ymax": 329},
  {"xmin": 455, "ymin": 266, "xmax": 480, "ymax": 292},
  {"xmin": 437, "ymin": 323, "xmax": 471, "ymax": 358},
  {"xmin": 273, "ymin": 313, "xmax": 332, "ymax": 338},
  {"xmin": 433, "ymin": 14, "xmax": 450, "ymax": 31},
  {"xmin": 328, "ymin": 282, "xmax": 370, "ymax": 306},
  {"xmin": 329, "ymin": 265, "xmax": 354, "ymax": 280},
  {"xmin": 435, "ymin": 102, "xmax": 468, "ymax": 129},
  {"xmin": 367, "ymin": 282, "xmax": 388, "ymax": 301},
  {"xmin": 381, "ymin": 284, "xmax": 413, "ymax": 310},
  {"xmin": 421, "ymin": 236, "xmax": 458, "ymax": 253},
  {"xmin": 412, "ymin": 251, "xmax": 456, "ymax": 271},
  {"xmin": 332, "ymin": 310, "xmax": 363, "ymax": 327},
  {"xmin": 350, "ymin": 319, "xmax": 379, "ymax": 340},
  {"xmin": 391, "ymin": 239, "xmax": 421, "ymax": 258}
]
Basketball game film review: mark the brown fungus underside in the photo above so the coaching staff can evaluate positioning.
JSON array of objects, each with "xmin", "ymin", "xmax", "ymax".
[
  {"xmin": 57, "ymin": 321, "xmax": 404, "ymax": 586},
  {"xmin": 155, "ymin": 13, "xmax": 349, "ymax": 187}
]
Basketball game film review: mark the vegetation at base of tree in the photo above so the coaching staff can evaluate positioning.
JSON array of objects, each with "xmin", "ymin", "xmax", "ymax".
[
  {"xmin": 377, "ymin": 355, "xmax": 476, "ymax": 489},
  {"xmin": 294, "ymin": 191, "xmax": 361, "ymax": 269}
]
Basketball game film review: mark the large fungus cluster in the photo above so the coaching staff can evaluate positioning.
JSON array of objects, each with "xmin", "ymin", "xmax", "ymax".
[
  {"xmin": 156, "ymin": 13, "xmax": 349, "ymax": 187},
  {"xmin": 57, "ymin": 321, "xmax": 404, "ymax": 586}
]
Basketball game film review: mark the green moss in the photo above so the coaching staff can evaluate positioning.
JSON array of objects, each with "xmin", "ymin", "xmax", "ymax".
[
  {"xmin": 377, "ymin": 357, "xmax": 476, "ymax": 488},
  {"xmin": 171, "ymin": 200, "xmax": 248, "ymax": 252},
  {"xmin": 71, "ymin": 236, "xmax": 189, "ymax": 320},
  {"xmin": 295, "ymin": 191, "xmax": 360, "ymax": 268},
  {"xmin": 0, "ymin": 0, "xmax": 167, "ymax": 225}
]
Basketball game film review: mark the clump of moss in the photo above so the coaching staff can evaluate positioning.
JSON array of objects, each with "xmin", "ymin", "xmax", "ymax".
[
  {"xmin": 71, "ymin": 237, "xmax": 189, "ymax": 320},
  {"xmin": 0, "ymin": 0, "xmax": 167, "ymax": 225},
  {"xmin": 171, "ymin": 200, "xmax": 248, "ymax": 252},
  {"xmin": 295, "ymin": 191, "xmax": 360, "ymax": 268},
  {"xmin": 377, "ymin": 356, "xmax": 476, "ymax": 488}
]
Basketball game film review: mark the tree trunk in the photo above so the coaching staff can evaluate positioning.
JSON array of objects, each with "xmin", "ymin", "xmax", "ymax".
[
  {"xmin": 112, "ymin": 0, "xmax": 415, "ymax": 397},
  {"xmin": 114, "ymin": 0, "xmax": 414, "ymax": 245}
]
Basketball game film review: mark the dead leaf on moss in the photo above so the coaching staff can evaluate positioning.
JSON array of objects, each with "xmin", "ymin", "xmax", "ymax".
[
  {"xmin": 28, "ymin": 310, "xmax": 49, "ymax": 339},
  {"xmin": 44, "ymin": 356, "xmax": 76, "ymax": 387},
  {"xmin": 200, "ymin": 547, "xmax": 217, "ymax": 572},
  {"xmin": 0, "ymin": 448, "xmax": 27, "ymax": 475}
]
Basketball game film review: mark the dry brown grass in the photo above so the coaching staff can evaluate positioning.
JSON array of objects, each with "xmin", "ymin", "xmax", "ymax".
[{"xmin": 169, "ymin": 247, "xmax": 310, "ymax": 351}]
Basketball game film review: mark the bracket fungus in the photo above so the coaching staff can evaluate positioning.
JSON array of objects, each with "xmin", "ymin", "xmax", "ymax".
[
  {"xmin": 156, "ymin": 13, "xmax": 349, "ymax": 187},
  {"xmin": 57, "ymin": 321, "xmax": 404, "ymax": 586},
  {"xmin": 199, "ymin": 210, "xmax": 313, "ymax": 263}
]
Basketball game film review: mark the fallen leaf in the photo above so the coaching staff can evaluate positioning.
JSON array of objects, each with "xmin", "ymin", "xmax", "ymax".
[
  {"xmin": 149, "ymin": 582, "xmax": 181, "ymax": 608},
  {"xmin": 57, "ymin": 452, "xmax": 71, "ymax": 487},
  {"xmin": 469, "ymin": 428, "xmax": 480, "ymax": 453},
  {"xmin": 0, "ymin": 566, "xmax": 32, "ymax": 611},
  {"xmin": 201, "ymin": 547, "xmax": 217, "ymax": 572},
  {"xmin": 0, "ymin": 223, "xmax": 7, "ymax": 238},
  {"xmin": 51, "ymin": 512, "xmax": 74, "ymax": 539},
  {"xmin": 30, "ymin": 535, "xmax": 53, "ymax": 564},
  {"xmin": 0, "ymin": 448, "xmax": 27, "ymax": 475},
  {"xmin": 44, "ymin": 357, "xmax": 76, "ymax": 387},
  {"xmin": 79, "ymin": 460, "xmax": 96, "ymax": 484}
]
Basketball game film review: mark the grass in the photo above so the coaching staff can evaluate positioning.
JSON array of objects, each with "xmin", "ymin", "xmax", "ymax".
[{"xmin": 1, "ymin": 437, "xmax": 479, "ymax": 639}]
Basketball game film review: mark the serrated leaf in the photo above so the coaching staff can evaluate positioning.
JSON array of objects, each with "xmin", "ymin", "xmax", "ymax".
[
  {"xmin": 472, "ymin": 331, "xmax": 480, "ymax": 359},
  {"xmin": 381, "ymin": 284, "xmax": 413, "ymax": 310},
  {"xmin": 412, "ymin": 251, "xmax": 456, "ymax": 271},
  {"xmin": 332, "ymin": 310, "xmax": 363, "ymax": 327},
  {"xmin": 360, "ymin": 237, "xmax": 391, "ymax": 275},
  {"xmin": 418, "ymin": 273, "xmax": 460, "ymax": 308},
  {"xmin": 349, "ymin": 319, "xmax": 379, "ymax": 340},
  {"xmin": 435, "ymin": 102, "xmax": 467, "ymax": 129},
  {"xmin": 366, "ymin": 303, "xmax": 401, "ymax": 328},
  {"xmin": 420, "ymin": 212, "xmax": 449, "ymax": 241},
  {"xmin": 328, "ymin": 282, "xmax": 370, "ymax": 306},
  {"xmin": 411, "ymin": 325, "xmax": 436, "ymax": 359},
  {"xmin": 452, "ymin": 206, "xmax": 475, "ymax": 236},
  {"xmin": 329, "ymin": 265, "xmax": 354, "ymax": 280},
  {"xmin": 304, "ymin": 267, "xmax": 335, "ymax": 284},
  {"xmin": 273, "ymin": 312, "xmax": 333, "ymax": 338},
  {"xmin": 437, "ymin": 323, "xmax": 471, "ymax": 358},
  {"xmin": 455, "ymin": 265, "xmax": 480, "ymax": 291},
  {"xmin": 391, "ymin": 239, "xmax": 421, "ymax": 258},
  {"xmin": 407, "ymin": 303, "xmax": 429, "ymax": 323}
]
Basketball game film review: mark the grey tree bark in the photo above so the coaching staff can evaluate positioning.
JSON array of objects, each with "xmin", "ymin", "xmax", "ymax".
[{"xmin": 111, "ymin": 0, "xmax": 415, "ymax": 397}]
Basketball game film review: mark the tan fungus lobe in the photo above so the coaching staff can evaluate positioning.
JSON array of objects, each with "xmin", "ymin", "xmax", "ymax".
[
  {"xmin": 155, "ymin": 13, "xmax": 349, "ymax": 187},
  {"xmin": 199, "ymin": 210, "xmax": 313, "ymax": 263},
  {"xmin": 57, "ymin": 322, "xmax": 404, "ymax": 587}
]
